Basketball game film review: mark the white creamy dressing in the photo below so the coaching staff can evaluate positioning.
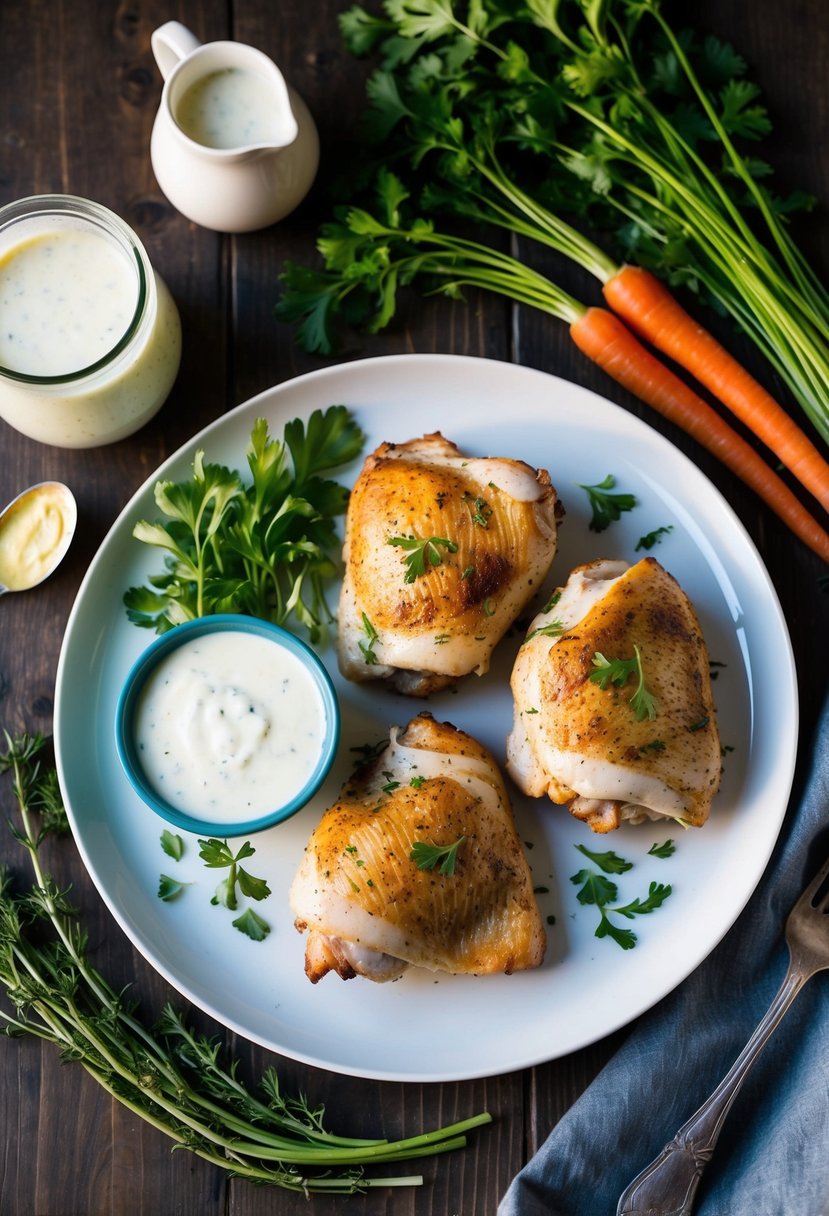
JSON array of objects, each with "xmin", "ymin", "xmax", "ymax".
[
  {"xmin": 0, "ymin": 482, "xmax": 76, "ymax": 591},
  {"xmin": 0, "ymin": 217, "xmax": 181, "ymax": 447},
  {"xmin": 0, "ymin": 230, "xmax": 138, "ymax": 376},
  {"xmin": 175, "ymin": 67, "xmax": 281, "ymax": 149},
  {"xmin": 134, "ymin": 630, "xmax": 327, "ymax": 822}
]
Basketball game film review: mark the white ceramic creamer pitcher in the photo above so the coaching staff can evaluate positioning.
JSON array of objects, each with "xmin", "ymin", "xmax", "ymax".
[{"xmin": 150, "ymin": 22, "xmax": 319, "ymax": 232}]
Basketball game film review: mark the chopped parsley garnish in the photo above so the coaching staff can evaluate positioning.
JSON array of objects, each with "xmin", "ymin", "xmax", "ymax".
[
  {"xmin": 570, "ymin": 844, "xmax": 672, "ymax": 950},
  {"xmin": 410, "ymin": 836, "xmax": 465, "ymax": 876},
  {"xmin": 232, "ymin": 908, "xmax": 271, "ymax": 941},
  {"xmin": 387, "ymin": 534, "xmax": 458, "ymax": 581},
  {"xmin": 160, "ymin": 829, "xmax": 184, "ymax": 862},
  {"xmin": 590, "ymin": 646, "xmax": 658, "ymax": 721},
  {"xmin": 578, "ymin": 475, "xmax": 637, "ymax": 532},
  {"xmin": 462, "ymin": 492, "xmax": 492, "ymax": 527},
  {"xmin": 158, "ymin": 874, "xmax": 191, "ymax": 902},
  {"xmin": 636, "ymin": 524, "xmax": 674, "ymax": 551},
  {"xmin": 574, "ymin": 844, "xmax": 633, "ymax": 874},
  {"xmin": 648, "ymin": 839, "xmax": 676, "ymax": 859}
]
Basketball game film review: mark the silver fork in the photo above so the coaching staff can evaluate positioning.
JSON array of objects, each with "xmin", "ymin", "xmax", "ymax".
[{"xmin": 616, "ymin": 850, "xmax": 829, "ymax": 1216}]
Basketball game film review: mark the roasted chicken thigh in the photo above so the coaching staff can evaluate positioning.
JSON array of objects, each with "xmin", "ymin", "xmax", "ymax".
[
  {"xmin": 337, "ymin": 432, "xmax": 561, "ymax": 695},
  {"xmin": 289, "ymin": 713, "xmax": 546, "ymax": 982},
  {"xmin": 507, "ymin": 558, "xmax": 721, "ymax": 832}
]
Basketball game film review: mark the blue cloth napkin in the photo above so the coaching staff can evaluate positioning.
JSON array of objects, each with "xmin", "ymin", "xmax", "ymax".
[{"xmin": 499, "ymin": 694, "xmax": 829, "ymax": 1216}]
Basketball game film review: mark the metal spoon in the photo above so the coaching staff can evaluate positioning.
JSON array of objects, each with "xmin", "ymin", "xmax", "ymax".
[{"xmin": 0, "ymin": 481, "xmax": 77, "ymax": 595}]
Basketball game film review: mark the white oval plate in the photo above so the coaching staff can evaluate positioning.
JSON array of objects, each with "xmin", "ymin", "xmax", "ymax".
[{"xmin": 54, "ymin": 354, "xmax": 797, "ymax": 1082}]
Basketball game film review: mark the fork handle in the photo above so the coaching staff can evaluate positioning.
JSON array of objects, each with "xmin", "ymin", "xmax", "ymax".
[{"xmin": 616, "ymin": 964, "xmax": 807, "ymax": 1216}]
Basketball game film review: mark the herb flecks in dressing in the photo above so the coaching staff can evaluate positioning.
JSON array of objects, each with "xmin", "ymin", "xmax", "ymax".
[
  {"xmin": 134, "ymin": 630, "xmax": 326, "ymax": 821},
  {"xmin": 175, "ymin": 68, "xmax": 280, "ymax": 149},
  {"xmin": 0, "ymin": 230, "xmax": 138, "ymax": 376}
]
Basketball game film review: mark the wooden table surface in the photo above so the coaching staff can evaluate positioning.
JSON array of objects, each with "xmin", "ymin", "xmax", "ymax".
[{"xmin": 0, "ymin": 2, "xmax": 826, "ymax": 1213}]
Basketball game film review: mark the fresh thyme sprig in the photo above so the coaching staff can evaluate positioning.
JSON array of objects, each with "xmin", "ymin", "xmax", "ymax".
[{"xmin": 0, "ymin": 732, "xmax": 491, "ymax": 1191}]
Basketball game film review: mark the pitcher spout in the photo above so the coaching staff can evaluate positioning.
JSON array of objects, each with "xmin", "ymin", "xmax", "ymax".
[{"xmin": 150, "ymin": 22, "xmax": 319, "ymax": 231}]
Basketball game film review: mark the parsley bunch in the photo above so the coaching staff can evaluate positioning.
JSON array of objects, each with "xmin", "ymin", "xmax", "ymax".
[
  {"xmin": 280, "ymin": 0, "xmax": 828, "ymax": 442},
  {"xmin": 124, "ymin": 407, "xmax": 364, "ymax": 641}
]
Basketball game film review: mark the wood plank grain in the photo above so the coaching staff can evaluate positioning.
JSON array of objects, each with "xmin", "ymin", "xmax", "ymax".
[{"xmin": 0, "ymin": 1, "xmax": 825, "ymax": 1214}]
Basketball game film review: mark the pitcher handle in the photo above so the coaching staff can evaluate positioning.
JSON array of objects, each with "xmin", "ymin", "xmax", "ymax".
[{"xmin": 151, "ymin": 21, "xmax": 202, "ymax": 80}]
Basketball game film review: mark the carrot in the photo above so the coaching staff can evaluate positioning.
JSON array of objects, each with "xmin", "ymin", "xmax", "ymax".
[
  {"xmin": 569, "ymin": 307, "xmax": 829, "ymax": 564},
  {"xmin": 603, "ymin": 265, "xmax": 829, "ymax": 514}
]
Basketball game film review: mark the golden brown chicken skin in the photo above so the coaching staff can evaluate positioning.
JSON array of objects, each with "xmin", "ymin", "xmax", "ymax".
[
  {"xmin": 507, "ymin": 558, "xmax": 721, "ymax": 832},
  {"xmin": 289, "ymin": 713, "xmax": 546, "ymax": 982},
  {"xmin": 337, "ymin": 433, "xmax": 561, "ymax": 695}
]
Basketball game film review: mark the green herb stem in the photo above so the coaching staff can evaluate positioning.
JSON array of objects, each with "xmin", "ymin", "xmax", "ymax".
[
  {"xmin": 0, "ymin": 734, "xmax": 491, "ymax": 1193},
  {"xmin": 336, "ymin": 2, "xmax": 829, "ymax": 440},
  {"xmin": 644, "ymin": 1, "xmax": 824, "ymax": 307}
]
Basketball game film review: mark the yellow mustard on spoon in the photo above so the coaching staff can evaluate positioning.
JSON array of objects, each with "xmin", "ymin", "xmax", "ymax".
[{"xmin": 0, "ymin": 481, "xmax": 77, "ymax": 596}]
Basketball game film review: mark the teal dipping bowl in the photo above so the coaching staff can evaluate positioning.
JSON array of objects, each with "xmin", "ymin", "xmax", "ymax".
[{"xmin": 114, "ymin": 614, "xmax": 340, "ymax": 837}]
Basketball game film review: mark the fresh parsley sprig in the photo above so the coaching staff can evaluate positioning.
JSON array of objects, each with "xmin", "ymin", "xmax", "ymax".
[
  {"xmin": 124, "ymin": 407, "xmax": 364, "ymax": 642},
  {"xmin": 198, "ymin": 837, "xmax": 272, "ymax": 939},
  {"xmin": 594, "ymin": 884, "xmax": 673, "ymax": 950},
  {"xmin": 578, "ymin": 475, "xmax": 638, "ymax": 532},
  {"xmin": 590, "ymin": 645, "xmax": 659, "ymax": 721},
  {"xmin": 160, "ymin": 828, "xmax": 184, "ymax": 861},
  {"xmin": 158, "ymin": 873, "xmax": 191, "ymax": 902},
  {"xmin": 387, "ymin": 533, "xmax": 459, "ymax": 581},
  {"xmin": 410, "ymin": 836, "xmax": 466, "ymax": 876},
  {"xmin": 570, "ymin": 844, "xmax": 672, "ymax": 950},
  {"xmin": 574, "ymin": 843, "xmax": 634, "ymax": 874},
  {"xmin": 198, "ymin": 837, "xmax": 271, "ymax": 906}
]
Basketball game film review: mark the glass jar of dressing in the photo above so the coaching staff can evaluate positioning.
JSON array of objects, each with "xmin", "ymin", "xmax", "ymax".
[{"xmin": 0, "ymin": 195, "xmax": 182, "ymax": 448}]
